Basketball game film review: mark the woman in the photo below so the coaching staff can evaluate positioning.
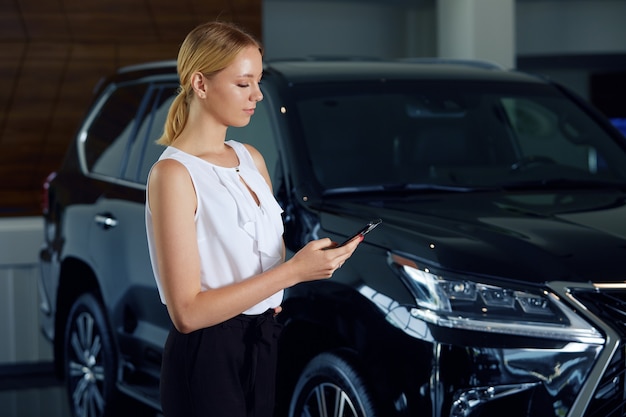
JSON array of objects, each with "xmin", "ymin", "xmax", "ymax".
[{"xmin": 145, "ymin": 21, "xmax": 361, "ymax": 417}]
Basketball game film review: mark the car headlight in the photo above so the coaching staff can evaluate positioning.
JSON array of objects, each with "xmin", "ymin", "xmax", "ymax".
[{"xmin": 389, "ymin": 252, "xmax": 603, "ymax": 343}]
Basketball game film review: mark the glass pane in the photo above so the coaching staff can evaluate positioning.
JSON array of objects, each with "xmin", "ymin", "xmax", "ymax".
[
  {"xmin": 84, "ymin": 83, "xmax": 148, "ymax": 178},
  {"xmin": 292, "ymin": 80, "xmax": 626, "ymax": 191},
  {"xmin": 123, "ymin": 85, "xmax": 177, "ymax": 184}
]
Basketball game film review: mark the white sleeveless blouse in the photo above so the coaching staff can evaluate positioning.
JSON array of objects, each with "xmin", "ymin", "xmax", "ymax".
[{"xmin": 145, "ymin": 140, "xmax": 284, "ymax": 315}]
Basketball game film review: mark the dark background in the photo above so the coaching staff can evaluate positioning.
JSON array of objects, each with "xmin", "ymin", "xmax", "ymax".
[
  {"xmin": 0, "ymin": 0, "xmax": 262, "ymax": 216},
  {"xmin": 1, "ymin": 0, "xmax": 626, "ymax": 217}
]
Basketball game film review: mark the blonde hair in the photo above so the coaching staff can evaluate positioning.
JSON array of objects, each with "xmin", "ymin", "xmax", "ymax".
[{"xmin": 157, "ymin": 21, "xmax": 263, "ymax": 145}]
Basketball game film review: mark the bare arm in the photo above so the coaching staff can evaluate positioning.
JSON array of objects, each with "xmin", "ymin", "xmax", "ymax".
[{"xmin": 148, "ymin": 158, "xmax": 359, "ymax": 333}]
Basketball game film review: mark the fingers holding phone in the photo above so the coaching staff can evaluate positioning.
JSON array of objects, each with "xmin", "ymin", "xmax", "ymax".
[
  {"xmin": 288, "ymin": 219, "xmax": 381, "ymax": 282},
  {"xmin": 330, "ymin": 234, "xmax": 361, "ymax": 270},
  {"xmin": 325, "ymin": 219, "xmax": 382, "ymax": 272},
  {"xmin": 327, "ymin": 218, "xmax": 382, "ymax": 249}
]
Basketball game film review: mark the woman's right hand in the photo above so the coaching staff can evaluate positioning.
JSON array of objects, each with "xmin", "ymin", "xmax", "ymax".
[{"xmin": 286, "ymin": 236, "xmax": 362, "ymax": 283}]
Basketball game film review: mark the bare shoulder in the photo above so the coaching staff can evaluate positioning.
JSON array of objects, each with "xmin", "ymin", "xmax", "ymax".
[
  {"xmin": 148, "ymin": 158, "xmax": 195, "ymax": 199},
  {"xmin": 242, "ymin": 143, "xmax": 266, "ymax": 164},
  {"xmin": 147, "ymin": 158, "xmax": 196, "ymax": 215},
  {"xmin": 242, "ymin": 143, "xmax": 269, "ymax": 172},
  {"xmin": 149, "ymin": 158, "xmax": 190, "ymax": 185},
  {"xmin": 242, "ymin": 143, "xmax": 272, "ymax": 189}
]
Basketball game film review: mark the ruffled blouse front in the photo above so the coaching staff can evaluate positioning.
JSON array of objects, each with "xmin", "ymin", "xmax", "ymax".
[{"xmin": 146, "ymin": 140, "xmax": 284, "ymax": 315}]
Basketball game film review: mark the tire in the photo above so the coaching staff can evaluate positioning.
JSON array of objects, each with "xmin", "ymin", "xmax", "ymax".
[
  {"xmin": 63, "ymin": 293, "xmax": 121, "ymax": 417},
  {"xmin": 288, "ymin": 350, "xmax": 378, "ymax": 417}
]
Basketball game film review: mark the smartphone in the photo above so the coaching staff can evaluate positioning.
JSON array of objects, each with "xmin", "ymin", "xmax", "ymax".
[{"xmin": 336, "ymin": 218, "xmax": 382, "ymax": 247}]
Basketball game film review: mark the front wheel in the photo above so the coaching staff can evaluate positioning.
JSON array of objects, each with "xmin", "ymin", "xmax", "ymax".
[
  {"xmin": 64, "ymin": 293, "xmax": 120, "ymax": 417},
  {"xmin": 288, "ymin": 350, "xmax": 378, "ymax": 417}
]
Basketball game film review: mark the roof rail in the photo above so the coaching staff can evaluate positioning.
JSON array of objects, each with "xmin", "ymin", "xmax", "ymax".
[
  {"xmin": 397, "ymin": 57, "xmax": 505, "ymax": 70},
  {"xmin": 266, "ymin": 55, "xmax": 383, "ymax": 63},
  {"xmin": 117, "ymin": 60, "xmax": 177, "ymax": 74}
]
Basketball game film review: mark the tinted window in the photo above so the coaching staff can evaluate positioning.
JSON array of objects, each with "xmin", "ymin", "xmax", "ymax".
[
  {"xmin": 123, "ymin": 84, "xmax": 177, "ymax": 184},
  {"xmin": 293, "ymin": 80, "xmax": 626, "ymax": 191},
  {"xmin": 83, "ymin": 83, "xmax": 148, "ymax": 178}
]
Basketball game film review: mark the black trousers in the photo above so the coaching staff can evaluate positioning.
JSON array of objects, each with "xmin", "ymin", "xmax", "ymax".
[{"xmin": 160, "ymin": 310, "xmax": 283, "ymax": 417}]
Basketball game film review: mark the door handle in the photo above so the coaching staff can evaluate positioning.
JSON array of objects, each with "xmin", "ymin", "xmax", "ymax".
[{"xmin": 95, "ymin": 213, "xmax": 118, "ymax": 230}]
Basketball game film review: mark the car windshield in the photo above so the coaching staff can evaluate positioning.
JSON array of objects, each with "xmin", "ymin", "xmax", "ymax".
[{"xmin": 293, "ymin": 80, "xmax": 626, "ymax": 194}]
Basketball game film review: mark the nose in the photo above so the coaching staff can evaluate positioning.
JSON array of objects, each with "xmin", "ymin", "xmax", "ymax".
[{"xmin": 252, "ymin": 85, "xmax": 263, "ymax": 102}]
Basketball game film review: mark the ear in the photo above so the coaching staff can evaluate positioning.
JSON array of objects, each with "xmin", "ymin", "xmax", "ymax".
[{"xmin": 191, "ymin": 72, "xmax": 207, "ymax": 99}]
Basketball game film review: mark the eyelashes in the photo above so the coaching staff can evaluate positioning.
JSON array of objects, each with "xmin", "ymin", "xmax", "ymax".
[{"xmin": 237, "ymin": 84, "xmax": 262, "ymax": 88}]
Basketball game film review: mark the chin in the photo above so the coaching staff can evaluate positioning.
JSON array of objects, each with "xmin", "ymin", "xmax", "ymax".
[{"xmin": 231, "ymin": 119, "xmax": 252, "ymax": 128}]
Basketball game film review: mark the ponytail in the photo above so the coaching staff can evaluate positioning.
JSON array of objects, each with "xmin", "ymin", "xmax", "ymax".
[{"xmin": 157, "ymin": 87, "xmax": 191, "ymax": 146}]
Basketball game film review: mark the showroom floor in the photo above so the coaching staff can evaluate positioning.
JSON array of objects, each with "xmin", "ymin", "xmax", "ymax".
[
  {"xmin": 0, "ymin": 362, "xmax": 166, "ymax": 417},
  {"xmin": 0, "ymin": 362, "xmax": 70, "ymax": 417}
]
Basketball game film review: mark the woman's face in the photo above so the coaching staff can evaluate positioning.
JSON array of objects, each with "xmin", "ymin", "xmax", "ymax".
[{"xmin": 202, "ymin": 45, "xmax": 264, "ymax": 128}]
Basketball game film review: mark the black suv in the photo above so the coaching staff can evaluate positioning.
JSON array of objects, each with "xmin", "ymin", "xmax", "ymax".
[{"xmin": 39, "ymin": 58, "xmax": 626, "ymax": 417}]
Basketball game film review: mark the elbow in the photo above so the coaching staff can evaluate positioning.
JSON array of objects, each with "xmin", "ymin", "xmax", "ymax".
[
  {"xmin": 165, "ymin": 294, "xmax": 224, "ymax": 333},
  {"xmin": 167, "ymin": 307, "xmax": 198, "ymax": 334},
  {"xmin": 172, "ymin": 319, "xmax": 195, "ymax": 334}
]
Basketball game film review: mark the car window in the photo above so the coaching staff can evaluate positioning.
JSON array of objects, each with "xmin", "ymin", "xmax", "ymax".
[
  {"xmin": 297, "ymin": 93, "xmax": 404, "ymax": 188},
  {"xmin": 500, "ymin": 98, "xmax": 595, "ymax": 172},
  {"xmin": 83, "ymin": 82, "xmax": 149, "ymax": 178},
  {"xmin": 293, "ymin": 80, "xmax": 626, "ymax": 191},
  {"xmin": 123, "ymin": 84, "xmax": 177, "ymax": 184}
]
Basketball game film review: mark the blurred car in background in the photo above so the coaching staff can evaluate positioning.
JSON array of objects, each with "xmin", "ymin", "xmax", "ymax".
[{"xmin": 39, "ymin": 57, "xmax": 626, "ymax": 417}]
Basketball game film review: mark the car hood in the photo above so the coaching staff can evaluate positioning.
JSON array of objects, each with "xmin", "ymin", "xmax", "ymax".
[{"xmin": 322, "ymin": 190, "xmax": 626, "ymax": 285}]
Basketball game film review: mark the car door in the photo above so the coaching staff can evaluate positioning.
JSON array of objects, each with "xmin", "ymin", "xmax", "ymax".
[{"xmin": 83, "ymin": 80, "xmax": 176, "ymax": 395}]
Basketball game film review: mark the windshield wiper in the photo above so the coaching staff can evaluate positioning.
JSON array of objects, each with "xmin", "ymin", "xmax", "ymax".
[{"xmin": 323, "ymin": 183, "xmax": 493, "ymax": 196}]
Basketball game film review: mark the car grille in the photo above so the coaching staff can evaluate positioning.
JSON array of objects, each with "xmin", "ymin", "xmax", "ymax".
[{"xmin": 572, "ymin": 289, "xmax": 626, "ymax": 417}]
